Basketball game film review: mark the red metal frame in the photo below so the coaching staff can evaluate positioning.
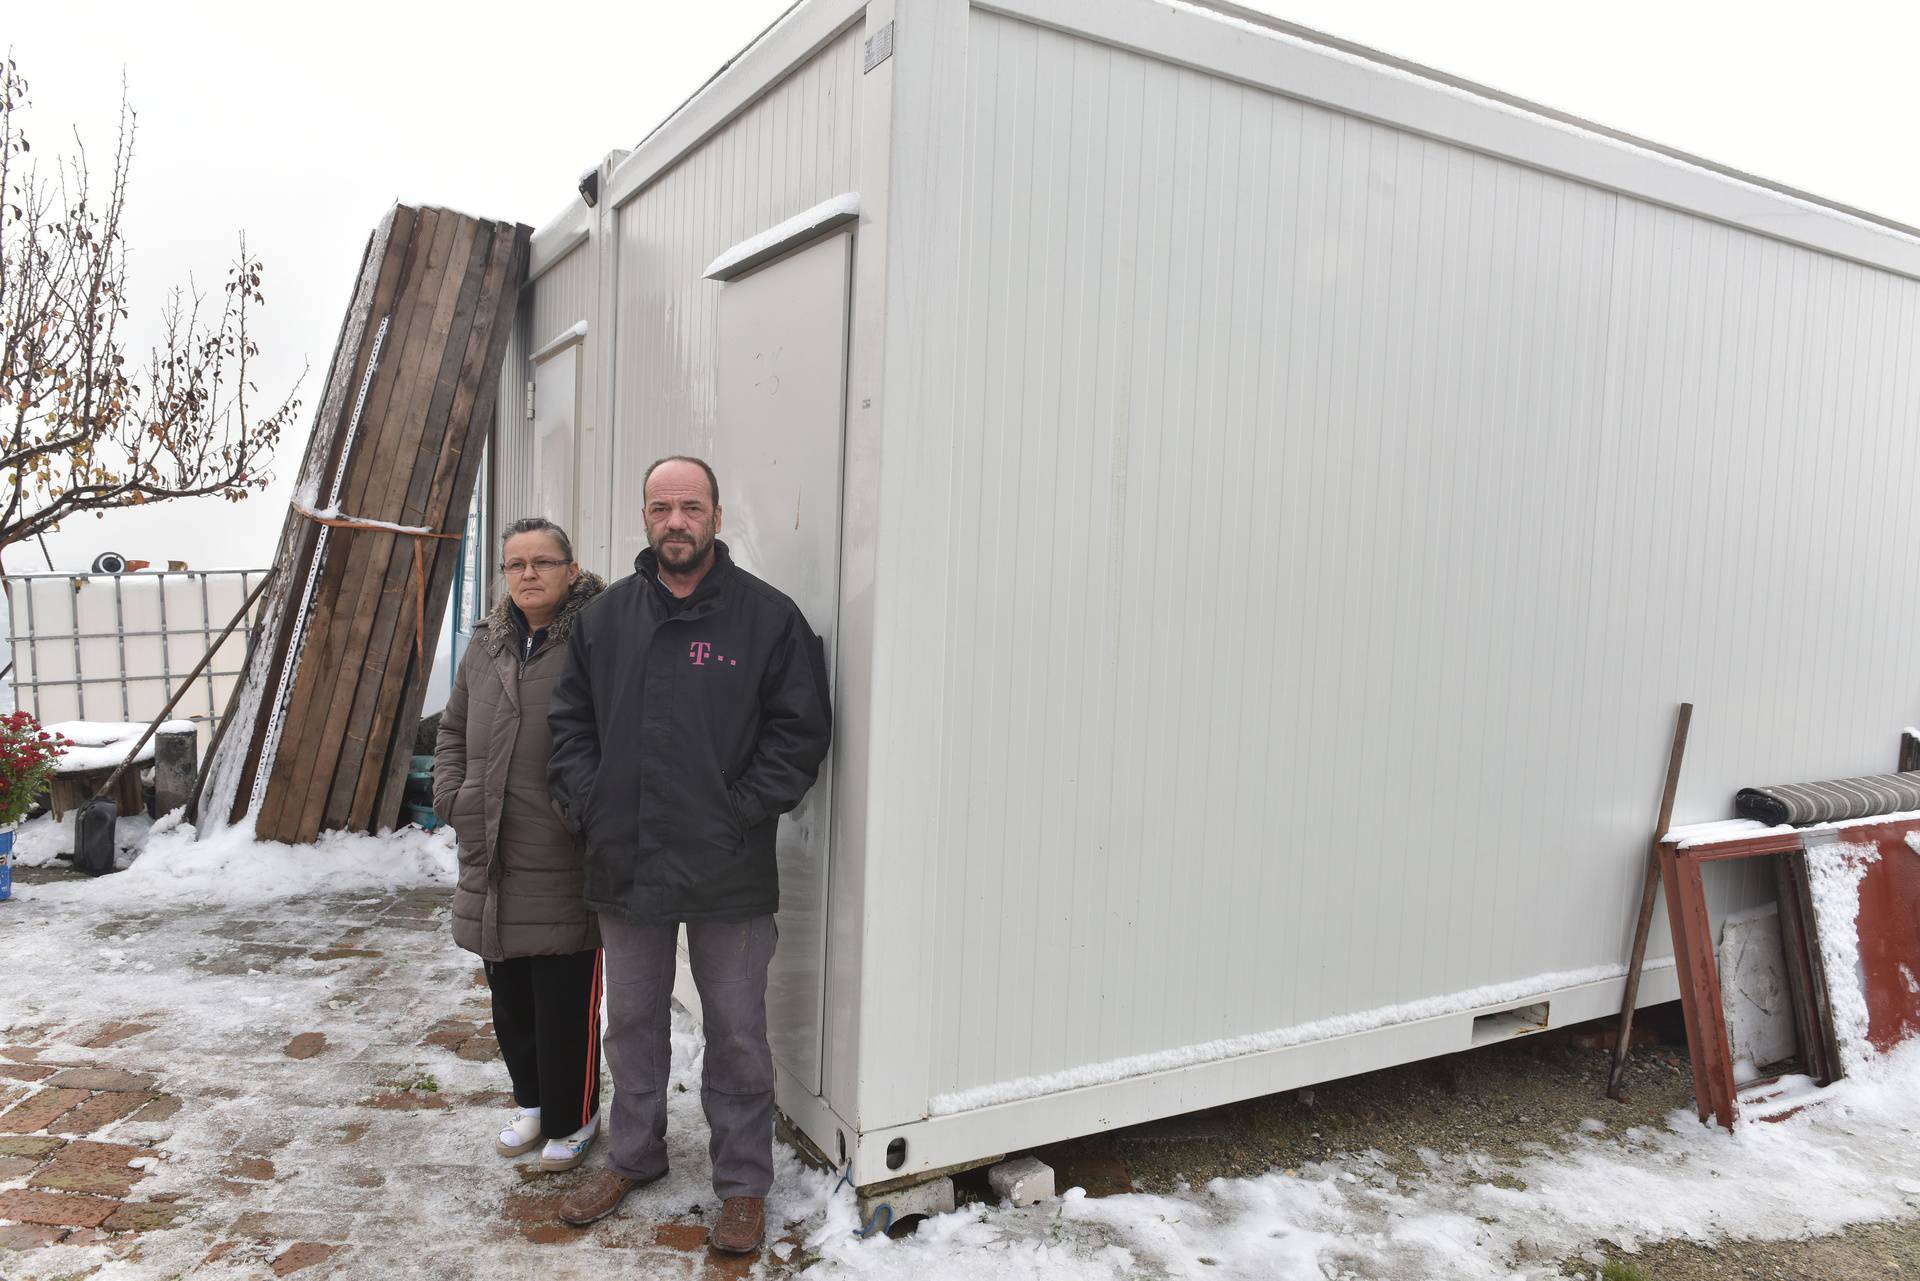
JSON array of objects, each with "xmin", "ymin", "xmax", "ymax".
[{"xmin": 1660, "ymin": 816, "xmax": 1920, "ymax": 1128}]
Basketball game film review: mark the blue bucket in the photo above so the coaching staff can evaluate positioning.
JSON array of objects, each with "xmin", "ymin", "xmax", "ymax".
[{"xmin": 0, "ymin": 826, "xmax": 14, "ymax": 902}]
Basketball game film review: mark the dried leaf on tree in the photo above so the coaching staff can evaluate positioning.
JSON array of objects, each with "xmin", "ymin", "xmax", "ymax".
[{"xmin": 0, "ymin": 58, "xmax": 302, "ymax": 552}]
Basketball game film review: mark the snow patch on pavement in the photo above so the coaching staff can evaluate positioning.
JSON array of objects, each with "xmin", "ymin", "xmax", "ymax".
[{"xmin": 14, "ymin": 817, "xmax": 454, "ymax": 906}]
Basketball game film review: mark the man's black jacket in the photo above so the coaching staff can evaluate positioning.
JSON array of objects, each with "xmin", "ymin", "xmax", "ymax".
[{"xmin": 546, "ymin": 541, "xmax": 832, "ymax": 924}]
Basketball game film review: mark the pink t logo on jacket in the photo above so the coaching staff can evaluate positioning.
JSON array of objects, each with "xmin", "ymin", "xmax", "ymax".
[{"xmin": 689, "ymin": 641, "xmax": 713, "ymax": 666}]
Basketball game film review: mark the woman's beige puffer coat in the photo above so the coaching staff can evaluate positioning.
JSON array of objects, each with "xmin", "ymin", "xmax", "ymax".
[{"xmin": 434, "ymin": 572, "xmax": 606, "ymax": 960}]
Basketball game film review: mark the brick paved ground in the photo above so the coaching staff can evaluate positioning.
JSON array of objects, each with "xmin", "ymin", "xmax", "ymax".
[
  {"xmin": 8, "ymin": 855, "xmax": 1917, "ymax": 1280},
  {"xmin": 0, "ymin": 870, "xmax": 821, "ymax": 1279}
]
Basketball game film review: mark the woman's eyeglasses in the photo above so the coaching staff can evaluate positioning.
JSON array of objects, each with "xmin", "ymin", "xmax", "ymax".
[{"xmin": 501, "ymin": 558, "xmax": 569, "ymax": 576}]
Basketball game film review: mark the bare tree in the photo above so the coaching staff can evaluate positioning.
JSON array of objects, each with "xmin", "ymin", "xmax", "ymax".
[{"xmin": 0, "ymin": 55, "xmax": 300, "ymax": 553}]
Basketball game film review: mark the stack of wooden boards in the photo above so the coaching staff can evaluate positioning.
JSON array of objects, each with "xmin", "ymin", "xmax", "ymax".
[{"xmin": 197, "ymin": 204, "xmax": 530, "ymax": 843}]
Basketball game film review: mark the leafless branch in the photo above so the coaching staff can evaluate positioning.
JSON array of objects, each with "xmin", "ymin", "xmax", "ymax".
[{"xmin": 0, "ymin": 55, "xmax": 301, "ymax": 552}]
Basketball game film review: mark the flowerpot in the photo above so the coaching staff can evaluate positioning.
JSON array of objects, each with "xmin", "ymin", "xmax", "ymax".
[{"xmin": 0, "ymin": 823, "xmax": 14, "ymax": 902}]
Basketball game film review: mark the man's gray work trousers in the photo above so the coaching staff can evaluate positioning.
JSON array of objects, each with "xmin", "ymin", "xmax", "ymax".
[{"xmin": 596, "ymin": 913, "xmax": 777, "ymax": 1199}]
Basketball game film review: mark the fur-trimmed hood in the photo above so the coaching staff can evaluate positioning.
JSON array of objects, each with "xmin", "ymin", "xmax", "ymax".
[{"xmin": 474, "ymin": 570, "xmax": 606, "ymax": 657}]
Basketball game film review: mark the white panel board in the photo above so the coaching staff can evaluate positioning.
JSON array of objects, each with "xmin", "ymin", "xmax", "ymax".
[
  {"xmin": 499, "ymin": 243, "xmax": 596, "ymax": 580},
  {"xmin": 866, "ymin": 7, "xmax": 1919, "ymax": 1116},
  {"xmin": 713, "ymin": 230, "xmax": 852, "ymax": 1097},
  {"xmin": 609, "ymin": 26, "xmax": 865, "ymax": 572},
  {"xmin": 503, "ymin": 0, "xmax": 1920, "ymax": 1178}
]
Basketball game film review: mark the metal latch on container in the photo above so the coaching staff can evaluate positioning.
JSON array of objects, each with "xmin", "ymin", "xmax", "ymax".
[{"xmin": 864, "ymin": 22, "xmax": 894, "ymax": 73}]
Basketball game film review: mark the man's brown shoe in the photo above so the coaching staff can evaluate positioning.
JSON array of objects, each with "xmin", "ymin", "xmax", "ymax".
[
  {"xmin": 556, "ymin": 1168, "xmax": 663, "ymax": 1226},
  {"xmin": 710, "ymin": 1196, "xmax": 765, "ymax": 1254}
]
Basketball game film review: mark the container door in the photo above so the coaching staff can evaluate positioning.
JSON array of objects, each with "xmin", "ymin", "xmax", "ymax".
[
  {"xmin": 530, "ymin": 344, "xmax": 579, "ymax": 535},
  {"xmin": 712, "ymin": 229, "xmax": 851, "ymax": 1097}
]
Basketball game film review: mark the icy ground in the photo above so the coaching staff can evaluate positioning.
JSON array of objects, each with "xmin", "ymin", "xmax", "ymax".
[{"xmin": 1, "ymin": 823, "xmax": 1918, "ymax": 1279}]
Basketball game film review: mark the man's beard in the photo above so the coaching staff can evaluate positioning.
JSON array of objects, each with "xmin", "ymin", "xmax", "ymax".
[{"xmin": 653, "ymin": 528, "xmax": 713, "ymax": 571}]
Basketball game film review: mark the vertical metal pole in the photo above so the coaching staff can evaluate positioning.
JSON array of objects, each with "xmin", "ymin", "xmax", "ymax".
[
  {"xmin": 199, "ymin": 573, "xmax": 216, "ymax": 722},
  {"xmin": 112, "ymin": 572, "xmax": 130, "ymax": 720},
  {"xmin": 1607, "ymin": 701, "xmax": 1694, "ymax": 1100},
  {"xmin": 16, "ymin": 576, "xmax": 36, "ymax": 720},
  {"xmin": 155, "ymin": 571, "xmax": 174, "ymax": 728},
  {"xmin": 69, "ymin": 580, "xmax": 87, "ymax": 720},
  {"xmin": 227, "ymin": 571, "xmax": 254, "ymax": 728}
]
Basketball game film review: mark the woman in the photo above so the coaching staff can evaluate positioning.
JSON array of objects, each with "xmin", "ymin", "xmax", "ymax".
[{"xmin": 434, "ymin": 517, "xmax": 607, "ymax": 1170}]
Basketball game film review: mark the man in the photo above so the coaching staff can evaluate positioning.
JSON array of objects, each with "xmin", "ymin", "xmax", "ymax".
[{"xmin": 546, "ymin": 456, "xmax": 832, "ymax": 1253}]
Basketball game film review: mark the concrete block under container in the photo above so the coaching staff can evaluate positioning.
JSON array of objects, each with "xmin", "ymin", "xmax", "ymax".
[
  {"xmin": 857, "ymin": 1176, "xmax": 955, "ymax": 1231},
  {"xmin": 988, "ymin": 1155, "xmax": 1056, "ymax": 1206}
]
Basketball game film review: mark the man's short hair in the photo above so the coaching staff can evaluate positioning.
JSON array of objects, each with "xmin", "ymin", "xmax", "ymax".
[{"xmin": 643, "ymin": 455, "xmax": 720, "ymax": 507}]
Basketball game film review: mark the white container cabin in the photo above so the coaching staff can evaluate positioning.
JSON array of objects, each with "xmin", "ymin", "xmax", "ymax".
[{"xmin": 487, "ymin": 0, "xmax": 1920, "ymax": 1187}]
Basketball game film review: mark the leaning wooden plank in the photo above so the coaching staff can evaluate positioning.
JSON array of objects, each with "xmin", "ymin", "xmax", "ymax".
[
  {"xmin": 289, "ymin": 209, "xmax": 523, "ymax": 841},
  {"xmin": 351, "ymin": 223, "xmax": 522, "ymax": 813},
  {"xmin": 282, "ymin": 212, "xmax": 477, "ymax": 837},
  {"xmin": 254, "ymin": 209, "xmax": 457, "ymax": 840},
  {"xmin": 198, "ymin": 206, "xmax": 417, "ymax": 827},
  {"xmin": 321, "ymin": 219, "xmax": 494, "ymax": 831},
  {"xmin": 1775, "ymin": 848, "xmax": 1844, "ymax": 1085},
  {"xmin": 367, "ymin": 224, "xmax": 530, "ymax": 828},
  {"xmin": 201, "ymin": 205, "xmax": 528, "ymax": 843},
  {"xmin": 336, "ymin": 225, "xmax": 508, "ymax": 831},
  {"xmin": 204, "ymin": 209, "xmax": 410, "ymax": 825},
  {"xmin": 249, "ymin": 211, "xmax": 446, "ymax": 839},
  {"xmin": 360, "ymin": 221, "xmax": 529, "ymax": 829},
  {"xmin": 246, "ymin": 207, "xmax": 439, "ymax": 837},
  {"xmin": 262, "ymin": 208, "xmax": 468, "ymax": 840}
]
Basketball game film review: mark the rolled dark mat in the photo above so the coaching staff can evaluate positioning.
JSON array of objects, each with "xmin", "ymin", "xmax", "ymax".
[{"xmin": 1734, "ymin": 770, "xmax": 1920, "ymax": 826}]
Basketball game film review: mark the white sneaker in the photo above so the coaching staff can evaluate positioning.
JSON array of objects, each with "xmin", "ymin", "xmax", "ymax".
[
  {"xmin": 539, "ymin": 1115, "xmax": 599, "ymax": 1172},
  {"xmin": 495, "ymin": 1106, "xmax": 542, "ymax": 1158}
]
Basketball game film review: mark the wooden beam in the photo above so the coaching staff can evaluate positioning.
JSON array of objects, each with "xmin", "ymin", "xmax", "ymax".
[
  {"xmin": 197, "ymin": 205, "xmax": 531, "ymax": 844},
  {"xmin": 318, "ymin": 215, "xmax": 490, "ymax": 832},
  {"xmin": 359, "ymin": 222, "xmax": 528, "ymax": 829},
  {"xmin": 210, "ymin": 206, "xmax": 419, "ymax": 826},
  {"xmin": 367, "ymin": 222, "xmax": 530, "ymax": 828}
]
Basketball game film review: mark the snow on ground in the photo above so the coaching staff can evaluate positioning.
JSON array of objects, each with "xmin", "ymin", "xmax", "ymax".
[
  {"xmin": 1, "ymin": 826, "xmax": 1917, "ymax": 1279},
  {"xmin": 13, "ymin": 812, "xmax": 454, "ymax": 891},
  {"xmin": 12, "ymin": 810, "xmax": 155, "ymax": 868},
  {"xmin": 803, "ymin": 1043, "xmax": 1920, "ymax": 1279}
]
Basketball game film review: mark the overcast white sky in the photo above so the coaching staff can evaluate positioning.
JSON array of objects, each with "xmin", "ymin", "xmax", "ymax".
[{"xmin": 7, "ymin": 0, "xmax": 1916, "ymax": 572}]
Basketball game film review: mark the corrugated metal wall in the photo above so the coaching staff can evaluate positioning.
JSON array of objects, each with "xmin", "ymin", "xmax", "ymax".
[
  {"xmin": 494, "ymin": 242, "xmax": 599, "ymax": 577},
  {"xmin": 909, "ymin": 11, "xmax": 1920, "ymax": 1102},
  {"xmin": 607, "ymin": 25, "xmax": 865, "ymax": 569}
]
